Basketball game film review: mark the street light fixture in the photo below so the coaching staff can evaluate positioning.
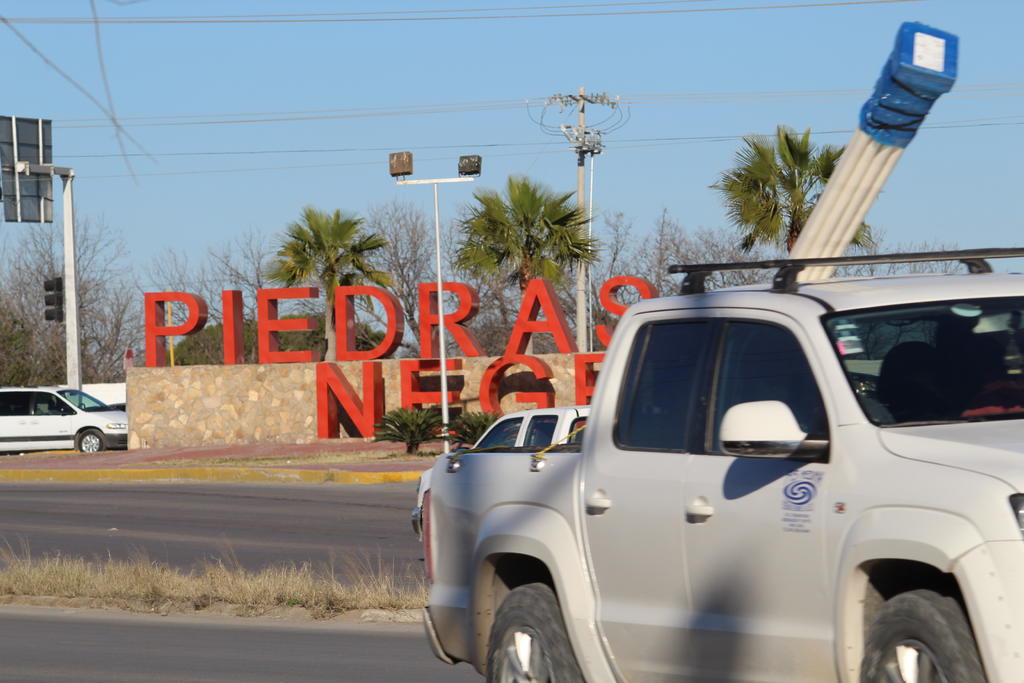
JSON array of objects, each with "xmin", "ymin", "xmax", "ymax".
[{"xmin": 391, "ymin": 152, "xmax": 480, "ymax": 454}]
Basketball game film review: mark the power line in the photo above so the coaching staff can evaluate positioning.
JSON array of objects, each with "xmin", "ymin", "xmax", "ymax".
[
  {"xmin": 0, "ymin": 12, "xmax": 149, "ymax": 157},
  {"xmin": 89, "ymin": 0, "xmax": 136, "ymax": 175},
  {"xmin": 55, "ymin": 83, "xmax": 1023, "ymax": 123},
  {"xmin": 77, "ymin": 118, "xmax": 1022, "ymax": 179},
  {"xmin": 3, "ymin": 0, "xmax": 925, "ymax": 24},
  {"xmin": 58, "ymin": 98, "xmax": 538, "ymax": 123},
  {"xmin": 56, "ymin": 101, "xmax": 534, "ymax": 129},
  {"xmin": 36, "ymin": 1, "xmax": 725, "ymax": 23},
  {"xmin": 63, "ymin": 115, "xmax": 1023, "ymax": 160},
  {"xmin": 53, "ymin": 83, "xmax": 1023, "ymax": 130},
  {"xmin": 60, "ymin": 140, "xmax": 569, "ymax": 159}
]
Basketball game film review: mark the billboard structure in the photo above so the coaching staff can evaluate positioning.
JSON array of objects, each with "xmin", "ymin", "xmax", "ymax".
[{"xmin": 0, "ymin": 117, "xmax": 54, "ymax": 223}]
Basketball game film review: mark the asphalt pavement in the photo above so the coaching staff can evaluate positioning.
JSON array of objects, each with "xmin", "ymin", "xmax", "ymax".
[
  {"xmin": 0, "ymin": 482, "xmax": 422, "ymax": 572},
  {"xmin": 0, "ymin": 445, "xmax": 465, "ymax": 679},
  {"xmin": 0, "ymin": 605, "xmax": 481, "ymax": 682}
]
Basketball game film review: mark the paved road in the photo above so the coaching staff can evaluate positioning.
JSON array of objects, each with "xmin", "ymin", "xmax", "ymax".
[
  {"xmin": 0, "ymin": 482, "xmax": 422, "ymax": 574},
  {"xmin": 0, "ymin": 605, "xmax": 481, "ymax": 682}
]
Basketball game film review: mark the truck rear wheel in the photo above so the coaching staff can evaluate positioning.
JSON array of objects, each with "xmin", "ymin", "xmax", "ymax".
[
  {"xmin": 486, "ymin": 583, "xmax": 583, "ymax": 683},
  {"xmin": 860, "ymin": 589, "xmax": 986, "ymax": 683}
]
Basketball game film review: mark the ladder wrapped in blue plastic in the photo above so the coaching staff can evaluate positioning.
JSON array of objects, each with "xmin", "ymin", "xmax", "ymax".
[{"xmin": 790, "ymin": 22, "xmax": 958, "ymax": 281}]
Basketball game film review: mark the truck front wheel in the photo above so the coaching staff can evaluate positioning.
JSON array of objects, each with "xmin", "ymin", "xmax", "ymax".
[
  {"xmin": 860, "ymin": 589, "xmax": 986, "ymax": 683},
  {"xmin": 486, "ymin": 583, "xmax": 583, "ymax": 683}
]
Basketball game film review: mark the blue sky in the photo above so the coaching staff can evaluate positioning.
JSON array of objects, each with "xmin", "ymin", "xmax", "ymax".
[{"xmin": 1, "ymin": 0, "xmax": 1021, "ymax": 287}]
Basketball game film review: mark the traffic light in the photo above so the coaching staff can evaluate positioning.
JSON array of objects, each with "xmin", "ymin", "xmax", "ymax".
[{"xmin": 43, "ymin": 276, "xmax": 63, "ymax": 322}]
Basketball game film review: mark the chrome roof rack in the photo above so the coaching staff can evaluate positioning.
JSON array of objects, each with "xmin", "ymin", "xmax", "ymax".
[{"xmin": 668, "ymin": 248, "xmax": 1024, "ymax": 295}]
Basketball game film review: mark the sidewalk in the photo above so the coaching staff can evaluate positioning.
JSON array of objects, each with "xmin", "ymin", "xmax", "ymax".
[{"xmin": 0, "ymin": 440, "xmax": 435, "ymax": 485}]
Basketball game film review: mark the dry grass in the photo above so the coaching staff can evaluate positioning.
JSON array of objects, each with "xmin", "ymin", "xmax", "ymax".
[
  {"xmin": 0, "ymin": 546, "xmax": 427, "ymax": 619},
  {"xmin": 145, "ymin": 450, "xmax": 440, "ymax": 468}
]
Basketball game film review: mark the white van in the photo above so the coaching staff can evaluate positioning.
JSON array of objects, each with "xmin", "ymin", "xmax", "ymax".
[{"xmin": 0, "ymin": 387, "xmax": 129, "ymax": 453}]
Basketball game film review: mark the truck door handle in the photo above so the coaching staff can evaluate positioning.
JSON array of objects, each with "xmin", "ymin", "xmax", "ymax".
[
  {"xmin": 686, "ymin": 497, "xmax": 715, "ymax": 521},
  {"xmin": 585, "ymin": 490, "xmax": 612, "ymax": 515}
]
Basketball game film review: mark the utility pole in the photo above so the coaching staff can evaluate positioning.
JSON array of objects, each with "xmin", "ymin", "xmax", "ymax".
[{"xmin": 543, "ymin": 87, "xmax": 618, "ymax": 352}]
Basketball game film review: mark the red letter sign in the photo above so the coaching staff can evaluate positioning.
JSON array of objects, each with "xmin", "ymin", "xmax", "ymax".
[
  {"xmin": 144, "ymin": 292, "xmax": 209, "ymax": 367},
  {"xmin": 335, "ymin": 285, "xmax": 405, "ymax": 361},
  {"xmin": 400, "ymin": 358, "xmax": 463, "ymax": 409},
  {"xmin": 505, "ymin": 279, "xmax": 577, "ymax": 355},
  {"xmin": 257, "ymin": 287, "xmax": 318, "ymax": 364},
  {"xmin": 596, "ymin": 276, "xmax": 659, "ymax": 347},
  {"xmin": 222, "ymin": 290, "xmax": 245, "ymax": 365},
  {"xmin": 418, "ymin": 282, "xmax": 484, "ymax": 358},
  {"xmin": 316, "ymin": 361, "xmax": 384, "ymax": 438},
  {"xmin": 574, "ymin": 353, "xmax": 604, "ymax": 405},
  {"xmin": 480, "ymin": 355, "xmax": 555, "ymax": 413}
]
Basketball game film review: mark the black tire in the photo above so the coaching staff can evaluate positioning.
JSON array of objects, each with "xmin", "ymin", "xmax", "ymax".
[
  {"xmin": 76, "ymin": 429, "xmax": 105, "ymax": 453},
  {"xmin": 861, "ymin": 589, "xmax": 986, "ymax": 683},
  {"xmin": 486, "ymin": 583, "xmax": 584, "ymax": 683}
]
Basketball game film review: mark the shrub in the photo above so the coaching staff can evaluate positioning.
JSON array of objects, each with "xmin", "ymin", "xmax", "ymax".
[
  {"xmin": 373, "ymin": 408, "xmax": 443, "ymax": 454},
  {"xmin": 451, "ymin": 411, "xmax": 498, "ymax": 447}
]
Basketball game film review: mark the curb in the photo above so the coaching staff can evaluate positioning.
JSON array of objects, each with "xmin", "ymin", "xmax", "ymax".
[{"xmin": 0, "ymin": 467, "xmax": 425, "ymax": 485}]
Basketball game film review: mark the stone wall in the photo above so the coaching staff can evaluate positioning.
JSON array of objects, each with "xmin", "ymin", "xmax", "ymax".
[{"xmin": 126, "ymin": 354, "xmax": 597, "ymax": 449}]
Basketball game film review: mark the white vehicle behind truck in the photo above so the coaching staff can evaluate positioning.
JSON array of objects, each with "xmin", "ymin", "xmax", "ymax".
[
  {"xmin": 0, "ymin": 387, "xmax": 129, "ymax": 453},
  {"xmin": 422, "ymin": 249, "xmax": 1024, "ymax": 682},
  {"xmin": 412, "ymin": 406, "xmax": 589, "ymax": 539}
]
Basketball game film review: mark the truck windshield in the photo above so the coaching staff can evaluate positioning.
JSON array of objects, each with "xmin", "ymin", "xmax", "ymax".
[
  {"xmin": 57, "ymin": 389, "xmax": 111, "ymax": 412},
  {"xmin": 823, "ymin": 297, "xmax": 1024, "ymax": 426}
]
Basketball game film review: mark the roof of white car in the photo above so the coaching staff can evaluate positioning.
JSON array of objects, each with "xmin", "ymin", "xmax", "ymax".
[
  {"xmin": 643, "ymin": 272, "xmax": 1024, "ymax": 315},
  {"xmin": 0, "ymin": 386, "xmax": 65, "ymax": 392},
  {"xmin": 495, "ymin": 405, "xmax": 590, "ymax": 421}
]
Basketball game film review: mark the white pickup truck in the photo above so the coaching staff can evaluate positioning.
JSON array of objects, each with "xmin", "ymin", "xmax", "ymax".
[{"xmin": 422, "ymin": 249, "xmax": 1024, "ymax": 683}]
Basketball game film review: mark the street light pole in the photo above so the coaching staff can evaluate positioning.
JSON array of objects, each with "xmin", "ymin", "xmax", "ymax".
[{"xmin": 395, "ymin": 175, "xmax": 474, "ymax": 454}]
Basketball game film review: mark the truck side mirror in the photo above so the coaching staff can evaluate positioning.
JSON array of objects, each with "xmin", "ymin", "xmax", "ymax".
[{"xmin": 720, "ymin": 400, "xmax": 828, "ymax": 460}]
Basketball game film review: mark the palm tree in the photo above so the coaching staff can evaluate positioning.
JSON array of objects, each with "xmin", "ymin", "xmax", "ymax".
[
  {"xmin": 455, "ymin": 175, "xmax": 597, "ymax": 294},
  {"xmin": 267, "ymin": 206, "xmax": 391, "ymax": 361},
  {"xmin": 712, "ymin": 125, "xmax": 872, "ymax": 252},
  {"xmin": 374, "ymin": 407, "xmax": 443, "ymax": 454}
]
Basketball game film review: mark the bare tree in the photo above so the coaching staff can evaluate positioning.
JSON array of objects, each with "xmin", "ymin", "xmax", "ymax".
[
  {"xmin": 364, "ymin": 200, "xmax": 434, "ymax": 356},
  {"xmin": 0, "ymin": 217, "xmax": 142, "ymax": 383},
  {"xmin": 144, "ymin": 247, "xmax": 222, "ymax": 323},
  {"xmin": 836, "ymin": 228, "xmax": 961, "ymax": 278},
  {"xmin": 207, "ymin": 228, "xmax": 275, "ymax": 320}
]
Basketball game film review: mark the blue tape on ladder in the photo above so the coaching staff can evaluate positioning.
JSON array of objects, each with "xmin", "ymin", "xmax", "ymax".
[{"xmin": 860, "ymin": 22, "xmax": 958, "ymax": 148}]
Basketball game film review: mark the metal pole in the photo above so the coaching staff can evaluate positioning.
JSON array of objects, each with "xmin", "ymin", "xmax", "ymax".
[
  {"xmin": 574, "ymin": 86, "xmax": 587, "ymax": 352},
  {"xmin": 166, "ymin": 301, "xmax": 175, "ymax": 367},
  {"xmin": 587, "ymin": 152, "xmax": 596, "ymax": 352},
  {"xmin": 395, "ymin": 175, "xmax": 471, "ymax": 453},
  {"xmin": 433, "ymin": 182, "xmax": 451, "ymax": 454},
  {"xmin": 61, "ymin": 171, "xmax": 82, "ymax": 389},
  {"xmin": 11, "ymin": 117, "xmax": 21, "ymax": 222}
]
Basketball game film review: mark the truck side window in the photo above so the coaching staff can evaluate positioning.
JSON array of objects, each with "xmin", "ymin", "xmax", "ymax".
[
  {"xmin": 711, "ymin": 322, "xmax": 827, "ymax": 452},
  {"xmin": 523, "ymin": 415, "xmax": 558, "ymax": 447},
  {"xmin": 476, "ymin": 417, "xmax": 523, "ymax": 450},
  {"xmin": 616, "ymin": 321, "xmax": 711, "ymax": 451}
]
